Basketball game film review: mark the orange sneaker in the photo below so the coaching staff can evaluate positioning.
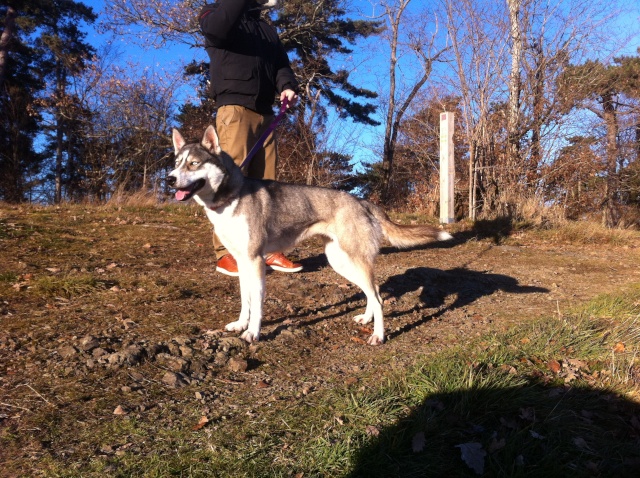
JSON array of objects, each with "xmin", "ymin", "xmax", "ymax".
[
  {"xmin": 216, "ymin": 254, "xmax": 239, "ymax": 277},
  {"xmin": 265, "ymin": 252, "xmax": 303, "ymax": 273}
]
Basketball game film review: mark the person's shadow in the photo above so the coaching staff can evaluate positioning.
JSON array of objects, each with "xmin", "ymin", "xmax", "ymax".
[
  {"xmin": 346, "ymin": 381, "xmax": 640, "ymax": 477},
  {"xmin": 381, "ymin": 266, "xmax": 548, "ymax": 340}
]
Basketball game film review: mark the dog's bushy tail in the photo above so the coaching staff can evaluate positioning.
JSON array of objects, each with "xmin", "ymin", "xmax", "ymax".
[{"xmin": 366, "ymin": 203, "xmax": 453, "ymax": 248}]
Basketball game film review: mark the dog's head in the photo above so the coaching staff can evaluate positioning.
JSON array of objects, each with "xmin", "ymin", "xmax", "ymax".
[{"xmin": 166, "ymin": 126, "xmax": 230, "ymax": 203}]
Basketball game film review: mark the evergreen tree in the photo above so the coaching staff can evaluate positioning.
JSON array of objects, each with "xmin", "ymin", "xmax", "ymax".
[
  {"xmin": 559, "ymin": 54, "xmax": 640, "ymax": 226},
  {"xmin": 274, "ymin": 0, "xmax": 382, "ymax": 186},
  {"xmin": 1, "ymin": 1, "xmax": 44, "ymax": 202},
  {"xmin": 276, "ymin": 0, "xmax": 382, "ymax": 127},
  {"xmin": 0, "ymin": 0, "xmax": 96, "ymax": 202},
  {"xmin": 36, "ymin": 0, "xmax": 96, "ymax": 203}
]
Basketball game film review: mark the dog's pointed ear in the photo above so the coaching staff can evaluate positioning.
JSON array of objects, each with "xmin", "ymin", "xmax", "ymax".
[
  {"xmin": 201, "ymin": 125, "xmax": 222, "ymax": 154},
  {"xmin": 172, "ymin": 128, "xmax": 186, "ymax": 155}
]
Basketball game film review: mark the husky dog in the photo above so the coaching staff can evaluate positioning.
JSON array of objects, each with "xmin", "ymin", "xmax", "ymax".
[{"xmin": 166, "ymin": 126, "xmax": 452, "ymax": 345}]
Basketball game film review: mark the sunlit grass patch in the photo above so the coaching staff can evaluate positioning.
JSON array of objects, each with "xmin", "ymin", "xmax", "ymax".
[
  {"xmin": 31, "ymin": 272, "xmax": 106, "ymax": 298},
  {"xmin": 0, "ymin": 272, "xmax": 19, "ymax": 283},
  {"xmin": 535, "ymin": 220, "xmax": 638, "ymax": 246}
]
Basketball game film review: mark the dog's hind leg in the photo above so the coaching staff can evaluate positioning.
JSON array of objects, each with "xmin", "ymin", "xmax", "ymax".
[
  {"xmin": 225, "ymin": 256, "xmax": 265, "ymax": 343},
  {"xmin": 324, "ymin": 240, "xmax": 384, "ymax": 345}
]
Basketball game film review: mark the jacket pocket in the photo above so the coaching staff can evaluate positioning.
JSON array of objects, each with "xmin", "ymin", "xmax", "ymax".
[{"xmin": 221, "ymin": 51, "xmax": 254, "ymax": 81}]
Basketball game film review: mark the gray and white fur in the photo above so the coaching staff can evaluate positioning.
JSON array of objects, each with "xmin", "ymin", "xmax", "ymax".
[{"xmin": 167, "ymin": 126, "xmax": 452, "ymax": 345}]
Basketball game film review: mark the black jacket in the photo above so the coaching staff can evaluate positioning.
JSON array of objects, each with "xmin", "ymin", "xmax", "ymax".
[{"xmin": 198, "ymin": 0, "xmax": 298, "ymax": 115}]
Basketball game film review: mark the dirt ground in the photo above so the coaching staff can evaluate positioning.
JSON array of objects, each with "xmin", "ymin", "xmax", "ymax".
[{"xmin": 1, "ymin": 204, "xmax": 640, "ymax": 471}]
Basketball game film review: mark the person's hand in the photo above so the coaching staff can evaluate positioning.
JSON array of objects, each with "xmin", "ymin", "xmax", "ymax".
[{"xmin": 280, "ymin": 89, "xmax": 298, "ymax": 108}]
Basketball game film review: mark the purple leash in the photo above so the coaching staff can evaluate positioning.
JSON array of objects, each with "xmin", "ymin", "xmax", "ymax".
[{"xmin": 239, "ymin": 98, "xmax": 290, "ymax": 171}]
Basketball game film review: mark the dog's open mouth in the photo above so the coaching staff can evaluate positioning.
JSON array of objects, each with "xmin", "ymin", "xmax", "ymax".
[{"xmin": 174, "ymin": 179, "xmax": 206, "ymax": 201}]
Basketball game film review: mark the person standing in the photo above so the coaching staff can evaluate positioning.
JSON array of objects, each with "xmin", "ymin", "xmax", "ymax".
[{"xmin": 198, "ymin": 0, "xmax": 302, "ymax": 276}]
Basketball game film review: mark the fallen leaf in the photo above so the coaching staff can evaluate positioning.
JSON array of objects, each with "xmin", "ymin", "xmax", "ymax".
[
  {"xmin": 365, "ymin": 425, "xmax": 380, "ymax": 437},
  {"xmin": 255, "ymin": 380, "xmax": 270, "ymax": 389},
  {"xmin": 564, "ymin": 370, "xmax": 578, "ymax": 383},
  {"xmin": 573, "ymin": 436, "xmax": 590, "ymax": 450},
  {"xmin": 499, "ymin": 416, "xmax": 518, "ymax": 429},
  {"xmin": 488, "ymin": 437, "xmax": 506, "ymax": 453},
  {"xmin": 566, "ymin": 358, "xmax": 588, "ymax": 370},
  {"xmin": 345, "ymin": 376, "xmax": 358, "ymax": 386},
  {"xmin": 519, "ymin": 407, "xmax": 536, "ymax": 422},
  {"xmin": 46, "ymin": 267, "xmax": 61, "ymax": 273},
  {"xmin": 412, "ymin": 432, "xmax": 426, "ymax": 453},
  {"xmin": 113, "ymin": 405, "xmax": 127, "ymax": 415},
  {"xmin": 498, "ymin": 364, "xmax": 517, "ymax": 374},
  {"xmin": 530, "ymin": 430, "xmax": 545, "ymax": 439},
  {"xmin": 547, "ymin": 359, "xmax": 561, "ymax": 373},
  {"xmin": 350, "ymin": 336, "xmax": 367, "ymax": 345},
  {"xmin": 192, "ymin": 416, "xmax": 209, "ymax": 431},
  {"xmin": 613, "ymin": 342, "xmax": 626, "ymax": 353},
  {"xmin": 455, "ymin": 442, "xmax": 486, "ymax": 475}
]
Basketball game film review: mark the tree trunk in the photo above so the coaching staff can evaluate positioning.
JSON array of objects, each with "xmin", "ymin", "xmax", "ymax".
[
  {"xmin": 530, "ymin": 39, "xmax": 544, "ymax": 183},
  {"xmin": 0, "ymin": 6, "xmax": 17, "ymax": 88},
  {"xmin": 602, "ymin": 93, "xmax": 619, "ymax": 227},
  {"xmin": 506, "ymin": 0, "xmax": 522, "ymax": 177},
  {"xmin": 381, "ymin": 2, "xmax": 404, "ymax": 203},
  {"xmin": 304, "ymin": 88, "xmax": 321, "ymax": 185},
  {"xmin": 468, "ymin": 140, "xmax": 476, "ymax": 220},
  {"xmin": 54, "ymin": 63, "xmax": 65, "ymax": 204}
]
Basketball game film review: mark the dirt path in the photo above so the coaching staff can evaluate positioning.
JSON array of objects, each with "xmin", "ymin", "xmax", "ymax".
[{"xmin": 241, "ymin": 236, "xmax": 640, "ymax": 396}]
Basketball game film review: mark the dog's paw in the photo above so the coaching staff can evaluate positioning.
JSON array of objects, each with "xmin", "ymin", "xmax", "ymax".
[
  {"xmin": 240, "ymin": 330, "xmax": 258, "ymax": 343},
  {"xmin": 225, "ymin": 320, "xmax": 248, "ymax": 332},
  {"xmin": 367, "ymin": 334, "xmax": 384, "ymax": 346},
  {"xmin": 353, "ymin": 314, "xmax": 373, "ymax": 325}
]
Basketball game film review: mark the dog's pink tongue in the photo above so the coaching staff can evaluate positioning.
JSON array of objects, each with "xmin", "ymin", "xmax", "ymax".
[{"xmin": 175, "ymin": 190, "xmax": 188, "ymax": 201}]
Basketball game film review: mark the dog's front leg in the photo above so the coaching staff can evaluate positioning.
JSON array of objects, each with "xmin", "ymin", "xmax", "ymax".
[
  {"xmin": 225, "ymin": 256, "xmax": 265, "ymax": 343},
  {"xmin": 224, "ymin": 280, "xmax": 251, "ymax": 334}
]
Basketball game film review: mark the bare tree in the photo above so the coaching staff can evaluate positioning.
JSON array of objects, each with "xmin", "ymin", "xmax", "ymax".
[
  {"xmin": 64, "ymin": 52, "xmax": 183, "ymax": 200},
  {"xmin": 441, "ymin": 0, "xmax": 626, "ymax": 220},
  {"xmin": 103, "ymin": 0, "xmax": 201, "ymax": 48},
  {"xmin": 376, "ymin": 0, "xmax": 449, "ymax": 205},
  {"xmin": 441, "ymin": 0, "xmax": 509, "ymax": 220}
]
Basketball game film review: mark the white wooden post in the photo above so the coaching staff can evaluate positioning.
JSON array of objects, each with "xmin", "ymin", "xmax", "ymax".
[{"xmin": 439, "ymin": 112, "xmax": 455, "ymax": 224}]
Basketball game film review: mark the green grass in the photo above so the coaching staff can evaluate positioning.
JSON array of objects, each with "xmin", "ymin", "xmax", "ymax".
[
  {"xmin": 0, "ymin": 272, "xmax": 18, "ymax": 283},
  {"xmin": 31, "ymin": 272, "xmax": 107, "ymax": 298}
]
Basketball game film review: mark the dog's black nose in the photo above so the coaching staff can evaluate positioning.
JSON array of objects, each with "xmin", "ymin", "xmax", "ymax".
[{"xmin": 166, "ymin": 176, "xmax": 176, "ymax": 187}]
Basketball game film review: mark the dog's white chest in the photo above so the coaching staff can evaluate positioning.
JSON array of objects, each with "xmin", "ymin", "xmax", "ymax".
[{"xmin": 201, "ymin": 202, "xmax": 251, "ymax": 252}]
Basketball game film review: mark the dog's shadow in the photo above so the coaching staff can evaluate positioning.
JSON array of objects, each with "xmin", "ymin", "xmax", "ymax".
[
  {"xmin": 381, "ymin": 267, "xmax": 548, "ymax": 340},
  {"xmin": 264, "ymin": 263, "xmax": 547, "ymax": 342}
]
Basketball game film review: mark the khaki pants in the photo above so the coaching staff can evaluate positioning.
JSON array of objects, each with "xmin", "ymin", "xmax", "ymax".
[{"xmin": 213, "ymin": 105, "xmax": 277, "ymax": 258}]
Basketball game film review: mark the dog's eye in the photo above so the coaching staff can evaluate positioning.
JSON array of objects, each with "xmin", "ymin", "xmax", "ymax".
[{"xmin": 190, "ymin": 161, "xmax": 200, "ymax": 166}]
